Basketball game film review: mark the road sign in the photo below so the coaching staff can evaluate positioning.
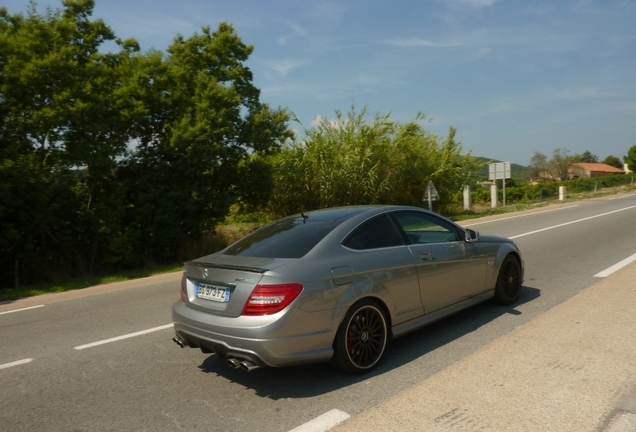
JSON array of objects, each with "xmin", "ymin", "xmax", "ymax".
[
  {"xmin": 488, "ymin": 162, "xmax": 511, "ymax": 180},
  {"xmin": 422, "ymin": 180, "xmax": 440, "ymax": 210},
  {"xmin": 423, "ymin": 180, "xmax": 440, "ymax": 201},
  {"xmin": 488, "ymin": 162, "xmax": 511, "ymax": 206}
]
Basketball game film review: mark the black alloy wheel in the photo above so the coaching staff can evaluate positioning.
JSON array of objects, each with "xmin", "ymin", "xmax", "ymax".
[
  {"xmin": 494, "ymin": 255, "xmax": 522, "ymax": 305},
  {"xmin": 331, "ymin": 299, "xmax": 388, "ymax": 374}
]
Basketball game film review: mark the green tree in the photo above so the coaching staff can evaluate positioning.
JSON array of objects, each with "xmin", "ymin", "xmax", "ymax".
[
  {"xmin": 0, "ymin": 0, "xmax": 135, "ymax": 284},
  {"xmin": 112, "ymin": 23, "xmax": 292, "ymax": 265},
  {"xmin": 576, "ymin": 150, "xmax": 598, "ymax": 163},
  {"xmin": 529, "ymin": 151, "xmax": 549, "ymax": 180},
  {"xmin": 0, "ymin": 2, "xmax": 291, "ymax": 285},
  {"xmin": 549, "ymin": 148, "xmax": 576, "ymax": 181},
  {"xmin": 602, "ymin": 155, "xmax": 624, "ymax": 169},
  {"xmin": 624, "ymin": 144, "xmax": 636, "ymax": 172}
]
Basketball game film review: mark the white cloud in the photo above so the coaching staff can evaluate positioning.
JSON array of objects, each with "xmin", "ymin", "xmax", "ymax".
[
  {"xmin": 266, "ymin": 59, "xmax": 305, "ymax": 75},
  {"xmin": 386, "ymin": 38, "xmax": 462, "ymax": 48},
  {"xmin": 448, "ymin": 0, "xmax": 501, "ymax": 9},
  {"xmin": 311, "ymin": 115, "xmax": 350, "ymax": 130},
  {"xmin": 311, "ymin": 115, "xmax": 324, "ymax": 127},
  {"xmin": 278, "ymin": 21, "xmax": 310, "ymax": 45},
  {"xmin": 556, "ymin": 87, "xmax": 616, "ymax": 100}
]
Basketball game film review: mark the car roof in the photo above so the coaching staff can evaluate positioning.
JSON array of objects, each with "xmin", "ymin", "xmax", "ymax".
[
  {"xmin": 292, "ymin": 205, "xmax": 442, "ymax": 224},
  {"xmin": 295, "ymin": 205, "xmax": 395, "ymax": 222}
]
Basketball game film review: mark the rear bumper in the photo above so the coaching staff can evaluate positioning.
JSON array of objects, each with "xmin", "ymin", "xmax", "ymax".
[
  {"xmin": 172, "ymin": 327, "xmax": 268, "ymax": 366},
  {"xmin": 171, "ymin": 300, "xmax": 340, "ymax": 367}
]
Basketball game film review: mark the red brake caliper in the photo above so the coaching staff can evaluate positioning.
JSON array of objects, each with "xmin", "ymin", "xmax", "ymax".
[{"xmin": 347, "ymin": 328, "xmax": 355, "ymax": 354}]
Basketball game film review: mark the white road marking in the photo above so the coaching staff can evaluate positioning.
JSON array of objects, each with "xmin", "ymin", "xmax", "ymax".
[
  {"xmin": 609, "ymin": 193, "xmax": 636, "ymax": 200},
  {"xmin": 288, "ymin": 409, "xmax": 351, "ymax": 432},
  {"xmin": 0, "ymin": 305, "xmax": 45, "ymax": 316},
  {"xmin": 0, "ymin": 358, "xmax": 33, "ymax": 370},
  {"xmin": 594, "ymin": 253, "xmax": 636, "ymax": 278},
  {"xmin": 74, "ymin": 324, "xmax": 174, "ymax": 350},
  {"xmin": 510, "ymin": 206, "xmax": 636, "ymax": 240},
  {"xmin": 462, "ymin": 205, "xmax": 579, "ymax": 227}
]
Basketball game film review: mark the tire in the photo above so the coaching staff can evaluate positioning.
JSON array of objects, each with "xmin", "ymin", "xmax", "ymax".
[
  {"xmin": 331, "ymin": 299, "xmax": 388, "ymax": 374},
  {"xmin": 494, "ymin": 255, "xmax": 522, "ymax": 305}
]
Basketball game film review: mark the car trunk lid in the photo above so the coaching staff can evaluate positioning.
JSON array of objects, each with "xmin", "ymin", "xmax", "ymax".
[{"xmin": 183, "ymin": 254, "xmax": 294, "ymax": 317}]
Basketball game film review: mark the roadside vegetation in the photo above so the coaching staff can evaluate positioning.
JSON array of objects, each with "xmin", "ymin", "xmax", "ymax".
[
  {"xmin": 266, "ymin": 108, "xmax": 480, "ymax": 218},
  {"xmin": 2, "ymin": 1, "xmax": 635, "ymax": 299},
  {"xmin": 469, "ymin": 174, "xmax": 635, "ymax": 210}
]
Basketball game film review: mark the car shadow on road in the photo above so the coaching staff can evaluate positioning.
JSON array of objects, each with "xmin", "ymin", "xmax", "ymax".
[{"xmin": 197, "ymin": 285, "xmax": 541, "ymax": 400}]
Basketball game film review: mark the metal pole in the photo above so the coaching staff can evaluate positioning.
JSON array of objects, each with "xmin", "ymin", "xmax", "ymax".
[{"xmin": 427, "ymin": 183, "xmax": 432, "ymax": 211}]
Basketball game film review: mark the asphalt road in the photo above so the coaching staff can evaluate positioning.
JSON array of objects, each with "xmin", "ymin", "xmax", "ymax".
[{"xmin": 1, "ymin": 193, "xmax": 635, "ymax": 432}]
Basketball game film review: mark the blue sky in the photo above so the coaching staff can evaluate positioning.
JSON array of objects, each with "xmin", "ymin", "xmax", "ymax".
[{"xmin": 5, "ymin": 0, "xmax": 636, "ymax": 165}]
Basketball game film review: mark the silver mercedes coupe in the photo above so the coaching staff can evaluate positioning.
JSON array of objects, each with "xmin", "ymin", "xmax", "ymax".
[{"xmin": 172, "ymin": 205, "xmax": 523, "ymax": 374}]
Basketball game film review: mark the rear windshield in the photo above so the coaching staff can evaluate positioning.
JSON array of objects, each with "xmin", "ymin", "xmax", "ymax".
[{"xmin": 222, "ymin": 217, "xmax": 339, "ymax": 258}]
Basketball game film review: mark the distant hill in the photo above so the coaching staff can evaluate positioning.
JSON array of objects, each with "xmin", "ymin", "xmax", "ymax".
[{"xmin": 474, "ymin": 157, "xmax": 531, "ymax": 180}]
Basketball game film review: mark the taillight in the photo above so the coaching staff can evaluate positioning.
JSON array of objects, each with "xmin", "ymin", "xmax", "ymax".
[
  {"xmin": 241, "ymin": 283, "xmax": 303, "ymax": 316},
  {"xmin": 180, "ymin": 275, "xmax": 186, "ymax": 302}
]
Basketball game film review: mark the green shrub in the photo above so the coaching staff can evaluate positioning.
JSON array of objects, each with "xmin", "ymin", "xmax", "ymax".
[
  {"xmin": 266, "ymin": 106, "xmax": 481, "ymax": 217},
  {"xmin": 471, "ymin": 175, "xmax": 634, "ymax": 207}
]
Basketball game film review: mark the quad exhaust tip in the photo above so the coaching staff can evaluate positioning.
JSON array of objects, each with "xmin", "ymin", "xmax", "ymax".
[
  {"xmin": 239, "ymin": 360, "xmax": 259, "ymax": 372},
  {"xmin": 227, "ymin": 358, "xmax": 241, "ymax": 369},
  {"xmin": 227, "ymin": 358, "xmax": 260, "ymax": 372},
  {"xmin": 172, "ymin": 337, "xmax": 260, "ymax": 371}
]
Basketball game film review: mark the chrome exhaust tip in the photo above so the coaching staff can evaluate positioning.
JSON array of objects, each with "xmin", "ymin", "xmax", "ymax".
[
  {"xmin": 172, "ymin": 337, "xmax": 185, "ymax": 348},
  {"xmin": 227, "ymin": 358, "xmax": 241, "ymax": 369},
  {"xmin": 239, "ymin": 360, "xmax": 260, "ymax": 372}
]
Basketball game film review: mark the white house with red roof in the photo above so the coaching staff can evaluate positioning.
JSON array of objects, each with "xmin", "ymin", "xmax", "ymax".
[{"xmin": 569, "ymin": 163, "xmax": 625, "ymax": 178}]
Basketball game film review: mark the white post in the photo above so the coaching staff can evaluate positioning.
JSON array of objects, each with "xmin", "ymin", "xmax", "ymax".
[
  {"xmin": 559, "ymin": 186, "xmax": 566, "ymax": 201},
  {"xmin": 463, "ymin": 185, "xmax": 471, "ymax": 211},
  {"xmin": 491, "ymin": 184, "xmax": 498, "ymax": 208}
]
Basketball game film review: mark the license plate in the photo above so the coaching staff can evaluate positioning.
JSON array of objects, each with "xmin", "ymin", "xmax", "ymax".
[{"xmin": 196, "ymin": 282, "xmax": 230, "ymax": 302}]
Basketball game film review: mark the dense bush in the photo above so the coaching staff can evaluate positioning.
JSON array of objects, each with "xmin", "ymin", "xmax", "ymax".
[
  {"xmin": 564, "ymin": 174, "xmax": 634, "ymax": 193},
  {"xmin": 471, "ymin": 175, "xmax": 634, "ymax": 206},
  {"xmin": 266, "ymin": 107, "xmax": 481, "ymax": 218}
]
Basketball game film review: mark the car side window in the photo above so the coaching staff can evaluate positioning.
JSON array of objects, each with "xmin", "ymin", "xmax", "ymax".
[
  {"xmin": 342, "ymin": 214, "xmax": 405, "ymax": 250},
  {"xmin": 391, "ymin": 211, "xmax": 461, "ymax": 244}
]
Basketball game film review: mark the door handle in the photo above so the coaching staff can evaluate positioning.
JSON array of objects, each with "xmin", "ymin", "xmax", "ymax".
[{"xmin": 420, "ymin": 252, "xmax": 435, "ymax": 261}]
